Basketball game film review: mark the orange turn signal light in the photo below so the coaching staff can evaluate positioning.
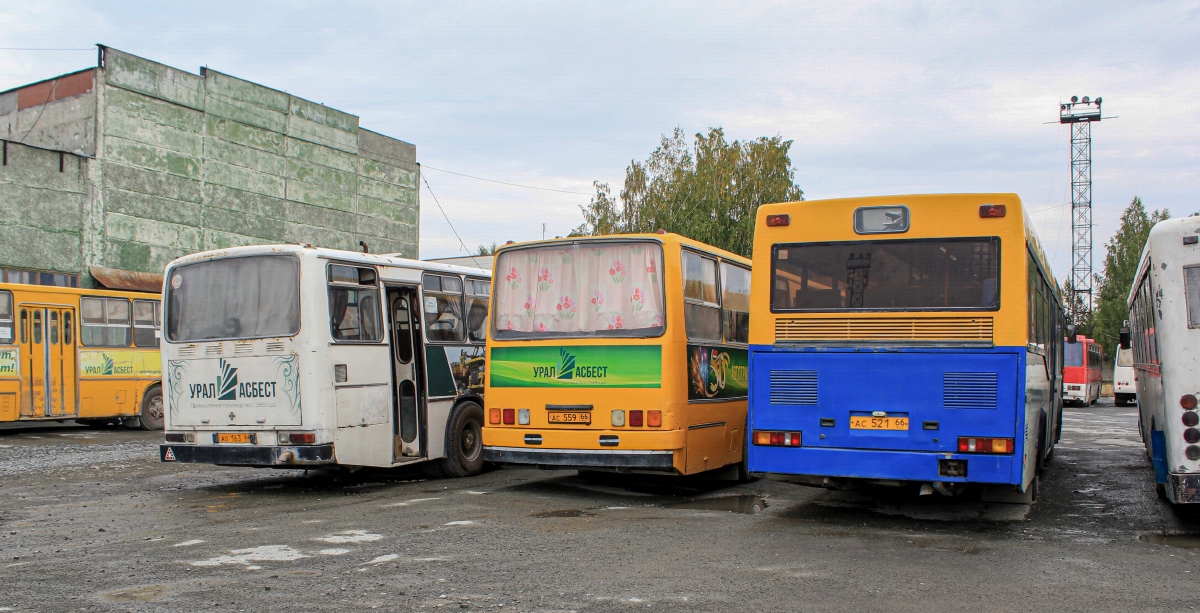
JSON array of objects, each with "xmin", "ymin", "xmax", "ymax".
[
  {"xmin": 489, "ymin": 408, "xmax": 501, "ymax": 424},
  {"xmin": 647, "ymin": 410, "xmax": 662, "ymax": 427}
]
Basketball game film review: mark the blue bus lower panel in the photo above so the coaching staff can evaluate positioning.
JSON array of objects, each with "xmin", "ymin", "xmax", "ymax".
[
  {"xmin": 751, "ymin": 446, "xmax": 1015, "ymax": 484},
  {"xmin": 747, "ymin": 345, "xmax": 1026, "ymax": 485}
]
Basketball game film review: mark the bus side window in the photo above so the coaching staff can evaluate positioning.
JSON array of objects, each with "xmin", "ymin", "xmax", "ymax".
[
  {"xmin": 327, "ymin": 265, "xmax": 382, "ymax": 343},
  {"xmin": 465, "ymin": 279, "xmax": 490, "ymax": 344},
  {"xmin": 19, "ymin": 308, "xmax": 27, "ymax": 344},
  {"xmin": 683, "ymin": 251, "xmax": 721, "ymax": 341},
  {"xmin": 720, "ymin": 262, "xmax": 750, "ymax": 344},
  {"xmin": 49, "ymin": 311, "xmax": 59, "ymax": 345},
  {"xmin": 421, "ymin": 274, "xmax": 465, "ymax": 343},
  {"xmin": 133, "ymin": 299, "xmax": 159, "ymax": 347},
  {"xmin": 81, "ymin": 297, "xmax": 131, "ymax": 347},
  {"xmin": 0, "ymin": 291, "xmax": 12, "ymax": 344},
  {"xmin": 63, "ymin": 312, "xmax": 72, "ymax": 346}
]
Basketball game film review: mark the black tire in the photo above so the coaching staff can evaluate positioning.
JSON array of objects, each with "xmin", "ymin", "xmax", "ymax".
[
  {"xmin": 736, "ymin": 428, "xmax": 753, "ymax": 483},
  {"xmin": 438, "ymin": 401, "xmax": 485, "ymax": 478},
  {"xmin": 139, "ymin": 386, "xmax": 164, "ymax": 431},
  {"xmin": 1036, "ymin": 413, "xmax": 1049, "ymax": 472}
]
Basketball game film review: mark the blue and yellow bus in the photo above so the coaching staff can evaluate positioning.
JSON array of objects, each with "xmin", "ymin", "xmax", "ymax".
[{"xmin": 747, "ymin": 194, "xmax": 1064, "ymax": 501}]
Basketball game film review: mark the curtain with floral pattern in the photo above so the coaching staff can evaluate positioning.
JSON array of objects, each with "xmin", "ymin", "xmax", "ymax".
[{"xmin": 494, "ymin": 242, "xmax": 665, "ymax": 335}]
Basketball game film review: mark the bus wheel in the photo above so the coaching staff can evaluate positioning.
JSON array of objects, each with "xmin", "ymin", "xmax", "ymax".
[
  {"xmin": 439, "ymin": 401, "xmax": 484, "ymax": 478},
  {"xmin": 139, "ymin": 386, "xmax": 164, "ymax": 431}
]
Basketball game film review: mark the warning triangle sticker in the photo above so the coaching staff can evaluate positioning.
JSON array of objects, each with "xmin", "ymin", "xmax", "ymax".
[{"xmin": 164, "ymin": 447, "xmax": 176, "ymax": 461}]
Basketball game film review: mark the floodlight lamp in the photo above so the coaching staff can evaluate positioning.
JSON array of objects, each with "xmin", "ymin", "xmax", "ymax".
[
  {"xmin": 1082, "ymin": 96, "xmax": 1090, "ymax": 103},
  {"xmin": 1095, "ymin": 97, "xmax": 1102, "ymax": 104},
  {"xmin": 1071, "ymin": 96, "xmax": 1078, "ymax": 103}
]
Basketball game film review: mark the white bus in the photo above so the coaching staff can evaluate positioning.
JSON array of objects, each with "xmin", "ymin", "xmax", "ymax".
[
  {"xmin": 1113, "ymin": 322, "xmax": 1136, "ymax": 407},
  {"xmin": 1127, "ymin": 217, "xmax": 1200, "ymax": 503},
  {"xmin": 159, "ymin": 245, "xmax": 491, "ymax": 477}
]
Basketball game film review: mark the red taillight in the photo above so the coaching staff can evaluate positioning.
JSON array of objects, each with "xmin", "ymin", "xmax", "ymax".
[
  {"xmin": 1182, "ymin": 395, "xmax": 1198, "ymax": 410},
  {"xmin": 489, "ymin": 408, "xmax": 501, "ymax": 425},
  {"xmin": 284, "ymin": 432, "xmax": 316, "ymax": 444},
  {"xmin": 629, "ymin": 410, "xmax": 644, "ymax": 427},
  {"xmin": 752, "ymin": 430, "xmax": 801, "ymax": 446},
  {"xmin": 647, "ymin": 410, "xmax": 661, "ymax": 427},
  {"xmin": 502, "ymin": 408, "xmax": 515, "ymax": 425},
  {"xmin": 979, "ymin": 204, "xmax": 1006, "ymax": 218},
  {"xmin": 766, "ymin": 214, "xmax": 790, "ymax": 227},
  {"xmin": 957, "ymin": 437, "xmax": 1014, "ymax": 454}
]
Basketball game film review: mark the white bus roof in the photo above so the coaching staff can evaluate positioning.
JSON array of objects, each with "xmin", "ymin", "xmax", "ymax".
[{"xmin": 167, "ymin": 244, "xmax": 491, "ymax": 278}]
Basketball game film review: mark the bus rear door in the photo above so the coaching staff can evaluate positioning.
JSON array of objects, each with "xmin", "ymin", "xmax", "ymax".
[{"xmin": 388, "ymin": 286, "xmax": 426, "ymax": 461}]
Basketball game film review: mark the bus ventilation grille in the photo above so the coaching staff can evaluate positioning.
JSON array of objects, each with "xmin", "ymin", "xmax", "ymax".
[
  {"xmin": 775, "ymin": 317, "xmax": 993, "ymax": 342},
  {"xmin": 943, "ymin": 372, "xmax": 998, "ymax": 409},
  {"xmin": 769, "ymin": 370, "xmax": 818, "ymax": 405}
]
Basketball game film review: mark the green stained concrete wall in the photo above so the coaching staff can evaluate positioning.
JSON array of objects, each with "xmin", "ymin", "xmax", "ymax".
[
  {"xmin": 0, "ymin": 47, "xmax": 420, "ymax": 286},
  {"xmin": 94, "ymin": 48, "xmax": 419, "ymax": 277},
  {"xmin": 0, "ymin": 142, "xmax": 87, "ymax": 276}
]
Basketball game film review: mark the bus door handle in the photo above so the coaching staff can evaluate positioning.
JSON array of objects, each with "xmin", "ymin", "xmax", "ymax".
[{"xmin": 546, "ymin": 404, "xmax": 593, "ymax": 411}]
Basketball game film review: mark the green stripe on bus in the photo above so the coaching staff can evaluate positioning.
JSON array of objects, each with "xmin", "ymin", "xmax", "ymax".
[{"xmin": 489, "ymin": 345, "xmax": 661, "ymax": 388}]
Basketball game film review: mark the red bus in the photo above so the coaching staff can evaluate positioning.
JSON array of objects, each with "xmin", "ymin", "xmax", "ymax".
[{"xmin": 1063, "ymin": 336, "xmax": 1102, "ymax": 406}]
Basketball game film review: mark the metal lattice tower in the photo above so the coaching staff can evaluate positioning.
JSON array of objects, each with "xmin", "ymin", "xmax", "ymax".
[{"xmin": 1060, "ymin": 96, "xmax": 1103, "ymax": 323}]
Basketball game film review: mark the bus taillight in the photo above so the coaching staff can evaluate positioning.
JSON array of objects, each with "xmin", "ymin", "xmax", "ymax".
[
  {"xmin": 979, "ymin": 204, "xmax": 1006, "ymax": 218},
  {"xmin": 1182, "ymin": 394, "xmax": 1198, "ymax": 410},
  {"xmin": 647, "ymin": 410, "xmax": 662, "ymax": 427},
  {"xmin": 281, "ymin": 432, "xmax": 316, "ymax": 444},
  {"xmin": 629, "ymin": 410, "xmax": 644, "ymax": 427},
  {"xmin": 489, "ymin": 408, "xmax": 502, "ymax": 424},
  {"xmin": 958, "ymin": 437, "xmax": 1013, "ymax": 454},
  {"xmin": 503, "ymin": 409, "xmax": 516, "ymax": 425},
  {"xmin": 753, "ymin": 431, "xmax": 801, "ymax": 446},
  {"xmin": 766, "ymin": 214, "xmax": 790, "ymax": 227}
]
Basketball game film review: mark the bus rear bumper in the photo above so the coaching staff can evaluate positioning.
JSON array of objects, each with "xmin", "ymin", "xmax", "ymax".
[
  {"xmin": 749, "ymin": 446, "xmax": 1018, "ymax": 486},
  {"xmin": 484, "ymin": 446, "xmax": 675, "ymax": 470},
  {"xmin": 160, "ymin": 444, "xmax": 335, "ymax": 467}
]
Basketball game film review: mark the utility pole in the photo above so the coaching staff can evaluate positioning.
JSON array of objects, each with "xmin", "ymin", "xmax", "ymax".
[{"xmin": 1059, "ymin": 95, "xmax": 1103, "ymax": 326}]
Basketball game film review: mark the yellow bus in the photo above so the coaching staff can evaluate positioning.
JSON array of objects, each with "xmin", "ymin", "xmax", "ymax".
[
  {"xmin": 482, "ymin": 233, "xmax": 752, "ymax": 476},
  {"xmin": 0, "ymin": 282, "xmax": 163, "ymax": 429}
]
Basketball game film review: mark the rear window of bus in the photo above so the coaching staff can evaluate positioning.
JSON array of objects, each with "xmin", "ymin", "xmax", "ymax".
[
  {"xmin": 166, "ymin": 255, "xmax": 300, "ymax": 342},
  {"xmin": 771, "ymin": 237, "xmax": 1000, "ymax": 311},
  {"xmin": 493, "ymin": 242, "xmax": 665, "ymax": 339}
]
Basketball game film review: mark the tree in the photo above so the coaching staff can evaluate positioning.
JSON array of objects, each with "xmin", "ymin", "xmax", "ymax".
[
  {"xmin": 572, "ymin": 127, "xmax": 805, "ymax": 257},
  {"xmin": 476, "ymin": 242, "xmax": 499, "ymax": 256},
  {"xmin": 1092, "ymin": 197, "xmax": 1169, "ymax": 359}
]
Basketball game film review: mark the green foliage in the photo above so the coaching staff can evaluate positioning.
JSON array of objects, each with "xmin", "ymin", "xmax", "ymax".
[
  {"xmin": 1093, "ymin": 197, "xmax": 1169, "ymax": 359},
  {"xmin": 572, "ymin": 127, "xmax": 804, "ymax": 257},
  {"xmin": 476, "ymin": 242, "xmax": 499, "ymax": 256}
]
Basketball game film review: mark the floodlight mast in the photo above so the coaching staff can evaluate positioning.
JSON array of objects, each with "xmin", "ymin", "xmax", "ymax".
[{"xmin": 1060, "ymin": 96, "xmax": 1102, "ymax": 326}]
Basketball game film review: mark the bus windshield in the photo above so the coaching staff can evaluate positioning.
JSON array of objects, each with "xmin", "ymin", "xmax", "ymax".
[
  {"xmin": 166, "ymin": 255, "xmax": 300, "ymax": 342},
  {"xmin": 492, "ymin": 241, "xmax": 666, "ymax": 339},
  {"xmin": 1065, "ymin": 343, "xmax": 1084, "ymax": 367},
  {"xmin": 771, "ymin": 237, "xmax": 1000, "ymax": 311}
]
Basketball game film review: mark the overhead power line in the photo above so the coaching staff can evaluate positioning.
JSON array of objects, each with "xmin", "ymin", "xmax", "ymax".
[
  {"xmin": 422, "ymin": 165, "xmax": 594, "ymax": 196},
  {"xmin": 421, "ymin": 175, "xmax": 483, "ymax": 269},
  {"xmin": 0, "ymin": 47, "xmax": 94, "ymax": 51}
]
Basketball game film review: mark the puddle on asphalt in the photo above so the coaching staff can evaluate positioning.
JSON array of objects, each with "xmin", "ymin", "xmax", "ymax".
[
  {"xmin": 102, "ymin": 585, "xmax": 170, "ymax": 602},
  {"xmin": 666, "ymin": 495, "xmax": 768, "ymax": 515},
  {"xmin": 529, "ymin": 509, "xmax": 597, "ymax": 518},
  {"xmin": 1139, "ymin": 533, "xmax": 1200, "ymax": 548}
]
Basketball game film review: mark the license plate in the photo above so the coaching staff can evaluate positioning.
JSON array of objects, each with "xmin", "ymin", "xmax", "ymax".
[
  {"xmin": 547, "ymin": 411, "xmax": 591, "ymax": 425},
  {"xmin": 849, "ymin": 416, "xmax": 909, "ymax": 431},
  {"xmin": 217, "ymin": 433, "xmax": 252, "ymax": 444}
]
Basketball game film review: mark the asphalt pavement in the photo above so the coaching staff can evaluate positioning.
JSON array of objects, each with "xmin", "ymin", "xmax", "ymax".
[{"xmin": 0, "ymin": 398, "xmax": 1197, "ymax": 612}]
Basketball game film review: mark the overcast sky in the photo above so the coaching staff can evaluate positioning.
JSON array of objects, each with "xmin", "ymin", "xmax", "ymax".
[{"xmin": 3, "ymin": 1, "xmax": 1197, "ymax": 279}]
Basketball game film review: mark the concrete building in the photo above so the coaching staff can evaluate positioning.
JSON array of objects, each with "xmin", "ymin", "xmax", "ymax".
[{"xmin": 0, "ymin": 46, "xmax": 419, "ymax": 289}]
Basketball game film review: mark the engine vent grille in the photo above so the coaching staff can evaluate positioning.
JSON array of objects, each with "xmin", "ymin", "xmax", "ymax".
[
  {"xmin": 943, "ymin": 372, "xmax": 999, "ymax": 409},
  {"xmin": 775, "ymin": 317, "xmax": 993, "ymax": 342},
  {"xmin": 769, "ymin": 370, "xmax": 818, "ymax": 405},
  {"xmin": 178, "ymin": 345, "xmax": 196, "ymax": 357},
  {"xmin": 234, "ymin": 341, "xmax": 253, "ymax": 356},
  {"xmin": 266, "ymin": 341, "xmax": 286, "ymax": 353},
  {"xmin": 205, "ymin": 343, "xmax": 224, "ymax": 357}
]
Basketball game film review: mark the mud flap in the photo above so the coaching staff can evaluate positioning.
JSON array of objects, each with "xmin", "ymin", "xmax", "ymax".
[{"xmin": 1151, "ymin": 430, "xmax": 1168, "ymax": 484}]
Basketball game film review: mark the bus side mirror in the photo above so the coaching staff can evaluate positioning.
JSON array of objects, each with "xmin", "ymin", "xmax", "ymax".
[
  {"xmin": 1065, "ymin": 324, "xmax": 1077, "ymax": 343},
  {"xmin": 1119, "ymin": 323, "xmax": 1131, "ymax": 350}
]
